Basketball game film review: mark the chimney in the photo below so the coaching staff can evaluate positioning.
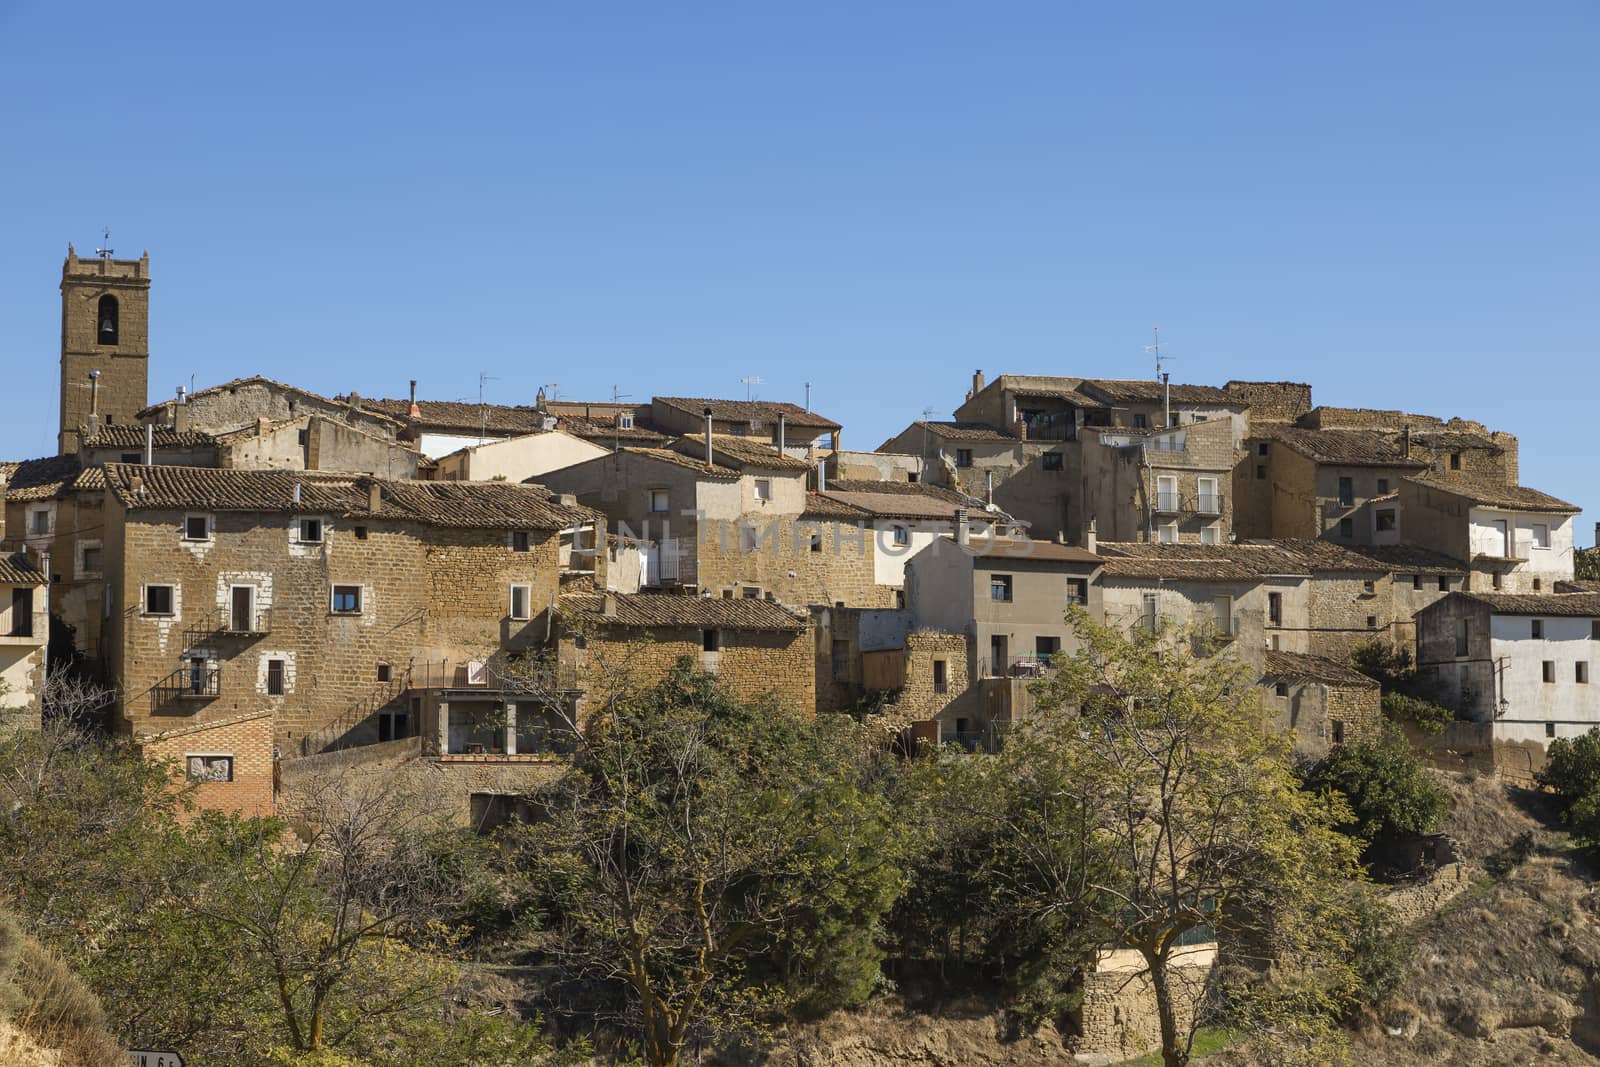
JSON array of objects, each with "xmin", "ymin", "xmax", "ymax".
[
  {"xmin": 777, "ymin": 412, "xmax": 787, "ymax": 454},
  {"xmin": 1085, "ymin": 516, "xmax": 1098, "ymax": 555},
  {"xmin": 257, "ymin": 415, "xmax": 271, "ymax": 436},
  {"xmin": 1402, "ymin": 424, "xmax": 1412, "ymax": 459},
  {"xmin": 971, "ymin": 369, "xmax": 985, "ymax": 400},
  {"xmin": 143, "ymin": 424, "xmax": 154, "ymax": 466},
  {"xmin": 955, "ymin": 507, "xmax": 970, "ymax": 546},
  {"xmin": 559, "ymin": 493, "xmax": 578, "ymax": 507},
  {"xmin": 293, "ymin": 483, "xmax": 303, "ymax": 505},
  {"xmin": 817, "ymin": 459, "xmax": 827, "ymax": 493},
  {"xmin": 1162, "ymin": 372, "xmax": 1171, "ymax": 430},
  {"xmin": 368, "ymin": 482, "xmax": 382, "ymax": 513},
  {"xmin": 704, "ymin": 405, "xmax": 715, "ymax": 469},
  {"xmin": 130, "ymin": 473, "xmax": 144, "ymax": 495},
  {"xmin": 602, "ymin": 592, "xmax": 617, "ymax": 617},
  {"xmin": 984, "ymin": 469, "xmax": 994, "ymax": 508},
  {"xmin": 88, "ymin": 370, "xmax": 101, "ymax": 417},
  {"xmin": 408, "ymin": 379, "xmax": 420, "ymax": 421}
]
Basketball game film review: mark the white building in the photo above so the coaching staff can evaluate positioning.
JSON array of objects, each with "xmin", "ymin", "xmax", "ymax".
[
  {"xmin": 813, "ymin": 480, "xmax": 1007, "ymax": 597},
  {"xmin": 435, "ymin": 429, "xmax": 608, "ymax": 483},
  {"xmin": 1417, "ymin": 591, "xmax": 1600, "ymax": 748},
  {"xmin": 1399, "ymin": 475, "xmax": 1577, "ymax": 594}
]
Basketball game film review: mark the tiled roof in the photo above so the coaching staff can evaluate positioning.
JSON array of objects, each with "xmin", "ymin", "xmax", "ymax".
[
  {"xmin": 0, "ymin": 553, "xmax": 44, "ymax": 586},
  {"xmin": 1268, "ymin": 427, "xmax": 1428, "ymax": 468},
  {"xmin": 1079, "ymin": 379, "xmax": 1239, "ymax": 406},
  {"xmin": 1558, "ymin": 579, "xmax": 1600, "ymax": 594},
  {"xmin": 967, "ymin": 538, "xmax": 1102, "ymax": 564},
  {"xmin": 0, "ymin": 455, "xmax": 82, "ymax": 501},
  {"xmin": 72, "ymin": 467, "xmax": 107, "ymax": 491},
  {"xmin": 1406, "ymin": 475, "xmax": 1580, "ymax": 514},
  {"xmin": 81, "ymin": 425, "xmax": 216, "ymax": 449},
  {"xmin": 1409, "ymin": 430, "xmax": 1504, "ymax": 453},
  {"xmin": 211, "ymin": 415, "xmax": 308, "ymax": 443},
  {"xmin": 101, "ymin": 464, "xmax": 597, "ymax": 530},
  {"xmin": 1458, "ymin": 592, "xmax": 1600, "ymax": 617},
  {"xmin": 801, "ymin": 493, "xmax": 869, "ymax": 520},
  {"xmin": 357, "ymin": 398, "xmax": 546, "ymax": 436},
  {"xmin": 1335, "ymin": 543, "xmax": 1468, "ymax": 575},
  {"xmin": 985, "ymin": 376, "xmax": 1108, "ymax": 408},
  {"xmin": 607, "ymin": 448, "xmax": 741, "ymax": 480},
  {"xmin": 670, "ymin": 436, "xmax": 812, "ymax": 472},
  {"xmin": 1098, "ymin": 541, "xmax": 1311, "ymax": 582},
  {"xmin": 555, "ymin": 415, "xmax": 669, "ymax": 445},
  {"xmin": 1245, "ymin": 539, "xmax": 1387, "ymax": 572},
  {"xmin": 559, "ymin": 592, "xmax": 808, "ymax": 631},
  {"xmin": 907, "ymin": 421, "xmax": 1019, "ymax": 443},
  {"xmin": 654, "ymin": 397, "xmax": 841, "ymax": 431},
  {"xmin": 139, "ymin": 377, "xmax": 403, "ymax": 427},
  {"xmin": 1262, "ymin": 651, "xmax": 1378, "ymax": 689},
  {"xmin": 818, "ymin": 480, "xmax": 975, "ymax": 520}
]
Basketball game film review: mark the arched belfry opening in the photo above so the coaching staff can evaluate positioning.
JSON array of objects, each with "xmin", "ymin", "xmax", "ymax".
[{"xmin": 97, "ymin": 294, "xmax": 119, "ymax": 346}]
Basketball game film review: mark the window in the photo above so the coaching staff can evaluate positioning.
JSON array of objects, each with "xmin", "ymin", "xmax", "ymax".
[
  {"xmin": 1042, "ymin": 452, "xmax": 1063, "ymax": 472},
  {"xmin": 1543, "ymin": 660, "xmax": 1556, "ymax": 684},
  {"xmin": 1547, "ymin": 722, "xmax": 1557, "ymax": 738},
  {"xmin": 1156, "ymin": 475, "xmax": 1178, "ymax": 512},
  {"xmin": 1338, "ymin": 517, "xmax": 1354, "ymax": 539},
  {"xmin": 377, "ymin": 663, "xmax": 392, "ymax": 683},
  {"xmin": 181, "ymin": 515, "xmax": 208, "ymax": 541},
  {"xmin": 1268, "ymin": 592, "xmax": 1283, "ymax": 626},
  {"xmin": 1450, "ymin": 452, "xmax": 1461, "ymax": 470},
  {"xmin": 1158, "ymin": 522, "xmax": 1178, "ymax": 544},
  {"xmin": 1579, "ymin": 662, "xmax": 1590, "ymax": 685},
  {"xmin": 618, "ymin": 413, "xmax": 634, "ymax": 429},
  {"xmin": 79, "ymin": 543, "xmax": 101, "ymax": 575},
  {"xmin": 120, "ymin": 452, "xmax": 139, "ymax": 464},
  {"xmin": 1376, "ymin": 509, "xmax": 1397, "ymax": 532},
  {"xmin": 955, "ymin": 449, "xmax": 973, "ymax": 468},
  {"xmin": 97, "ymin": 294, "xmax": 118, "ymax": 345},
  {"xmin": 8, "ymin": 588, "xmax": 33, "ymax": 637},
  {"xmin": 185, "ymin": 755, "xmax": 232, "ymax": 783},
  {"xmin": 1532, "ymin": 523, "xmax": 1550, "ymax": 549},
  {"xmin": 1413, "ymin": 575, "xmax": 1423, "ymax": 590},
  {"xmin": 144, "ymin": 585, "xmax": 174, "ymax": 616},
  {"xmin": 809, "ymin": 531, "xmax": 823, "ymax": 553},
  {"xmin": 1493, "ymin": 572, "xmax": 1503, "ymax": 590},
  {"xmin": 510, "ymin": 584, "xmax": 531, "ymax": 621},
  {"xmin": 354, "ymin": 525, "xmax": 368, "ymax": 540},
  {"xmin": 649, "ymin": 489, "xmax": 670, "ymax": 513},
  {"xmin": 1439, "ymin": 576, "xmax": 1449, "ymax": 592},
  {"xmin": 1332, "ymin": 721, "xmax": 1346, "ymax": 745},
  {"xmin": 1377, "ymin": 478, "xmax": 1389, "ymax": 494},
  {"xmin": 1258, "ymin": 442, "xmax": 1270, "ymax": 456},
  {"xmin": 702, "ymin": 629, "xmax": 719, "ymax": 652},
  {"xmin": 1533, "ymin": 619, "xmax": 1544, "ymax": 639},
  {"xmin": 1367, "ymin": 616, "xmax": 1377, "ymax": 628},
  {"xmin": 266, "ymin": 659, "xmax": 285, "ymax": 696},
  {"xmin": 1534, "ymin": 578, "xmax": 1543, "ymax": 592},
  {"xmin": 1132, "ymin": 413, "xmax": 1148, "ymax": 429},
  {"xmin": 1255, "ymin": 464, "xmax": 1266, "ymax": 480},
  {"xmin": 907, "ymin": 472, "xmax": 919, "ymax": 483},
  {"xmin": 1456, "ymin": 620, "xmax": 1469, "ymax": 656},
  {"xmin": 753, "ymin": 478, "xmax": 772, "ymax": 501},
  {"xmin": 1593, "ymin": 620, "xmax": 1600, "ymax": 641},
  {"xmin": 1362, "ymin": 580, "xmax": 1376, "ymax": 594},
  {"xmin": 1196, "ymin": 476, "xmax": 1220, "ymax": 514},
  {"xmin": 511, "ymin": 530, "xmax": 530, "ymax": 552},
  {"xmin": 1036, "ymin": 636, "xmax": 1061, "ymax": 660},
  {"xmin": 1338, "ymin": 477, "xmax": 1354, "ymax": 507},
  {"xmin": 1141, "ymin": 593, "xmax": 1159, "ymax": 633},
  {"xmin": 330, "ymin": 584, "xmax": 362, "ymax": 614},
  {"xmin": 933, "ymin": 659, "xmax": 948, "ymax": 694},
  {"xmin": 1199, "ymin": 524, "xmax": 1220, "ymax": 545},
  {"xmin": 990, "ymin": 575, "xmax": 1013, "ymax": 602},
  {"xmin": 1274, "ymin": 682, "xmax": 1290, "ymax": 697},
  {"xmin": 296, "ymin": 517, "xmax": 323, "ymax": 543},
  {"xmin": 1213, "ymin": 595, "xmax": 1234, "ymax": 636},
  {"xmin": 892, "ymin": 525, "xmax": 910, "ymax": 547},
  {"xmin": 741, "ymin": 586, "xmax": 760, "ymax": 599},
  {"xmin": 29, "ymin": 510, "xmax": 49, "ymax": 536},
  {"xmin": 297, "ymin": 428, "xmax": 309, "ymax": 446},
  {"xmin": 832, "ymin": 640, "xmax": 849, "ymax": 679},
  {"xmin": 1066, "ymin": 578, "xmax": 1087, "ymax": 605}
]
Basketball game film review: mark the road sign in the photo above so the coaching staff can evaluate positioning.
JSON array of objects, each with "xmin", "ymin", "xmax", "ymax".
[{"xmin": 128, "ymin": 1053, "xmax": 185, "ymax": 1067}]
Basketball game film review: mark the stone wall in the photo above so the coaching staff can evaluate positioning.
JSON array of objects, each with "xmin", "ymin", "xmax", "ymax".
[
  {"xmin": 1070, "ymin": 945, "xmax": 1215, "ymax": 1065},
  {"xmin": 1304, "ymin": 571, "xmax": 1391, "ymax": 661},
  {"xmin": 139, "ymin": 710, "xmax": 276, "ymax": 818},
  {"xmin": 1383, "ymin": 862, "xmax": 1474, "ymax": 925},
  {"xmin": 893, "ymin": 631, "xmax": 969, "ymax": 720},
  {"xmin": 59, "ymin": 253, "xmax": 150, "ymax": 452},
  {"xmin": 690, "ymin": 514, "xmax": 893, "ymax": 608},
  {"xmin": 1224, "ymin": 380, "xmax": 1313, "ymax": 424},
  {"xmin": 566, "ymin": 622, "xmax": 816, "ymax": 716}
]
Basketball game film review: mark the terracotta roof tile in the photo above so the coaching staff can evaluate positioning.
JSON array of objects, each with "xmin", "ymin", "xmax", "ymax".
[
  {"xmin": 81, "ymin": 425, "xmax": 217, "ymax": 449},
  {"xmin": 670, "ymin": 436, "xmax": 812, "ymax": 472},
  {"xmin": 818, "ymin": 480, "xmax": 978, "ymax": 520},
  {"xmin": 966, "ymin": 538, "xmax": 1102, "ymax": 564},
  {"xmin": 1098, "ymin": 541, "xmax": 1310, "ymax": 581},
  {"xmin": 139, "ymin": 377, "xmax": 403, "ymax": 427},
  {"xmin": 1262, "ymin": 651, "xmax": 1378, "ymax": 689},
  {"xmin": 1334, "ymin": 543, "xmax": 1468, "ymax": 575},
  {"xmin": 906, "ymin": 421, "xmax": 1019, "ymax": 443},
  {"xmin": 357, "ymin": 397, "xmax": 545, "ymax": 436},
  {"xmin": 654, "ymin": 397, "xmax": 840, "ymax": 431},
  {"xmin": 1457, "ymin": 592, "xmax": 1600, "ymax": 617},
  {"xmin": 0, "ymin": 455, "xmax": 82, "ymax": 501},
  {"xmin": 559, "ymin": 592, "xmax": 808, "ymax": 631},
  {"xmin": 1268, "ymin": 427, "xmax": 1428, "ymax": 468},
  {"xmin": 0, "ymin": 552, "xmax": 44, "ymax": 586},
  {"xmin": 555, "ymin": 415, "xmax": 669, "ymax": 445},
  {"xmin": 1079, "ymin": 379, "xmax": 1239, "ymax": 406},
  {"xmin": 1406, "ymin": 475, "xmax": 1580, "ymax": 514},
  {"xmin": 1244, "ymin": 538, "xmax": 1387, "ymax": 572}
]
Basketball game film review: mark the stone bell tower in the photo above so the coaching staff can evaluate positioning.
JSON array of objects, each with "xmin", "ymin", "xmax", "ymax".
[{"xmin": 58, "ymin": 238, "xmax": 151, "ymax": 454}]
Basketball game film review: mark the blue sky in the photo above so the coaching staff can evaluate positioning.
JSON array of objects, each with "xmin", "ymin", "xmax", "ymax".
[{"xmin": 1, "ymin": 3, "xmax": 1594, "ymax": 538}]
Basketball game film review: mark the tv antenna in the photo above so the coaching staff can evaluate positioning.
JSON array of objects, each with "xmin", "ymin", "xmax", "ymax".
[
  {"xmin": 1144, "ymin": 325, "xmax": 1175, "ymax": 380},
  {"xmin": 95, "ymin": 227, "xmax": 114, "ymax": 260},
  {"xmin": 477, "ymin": 371, "xmax": 501, "ymax": 443},
  {"xmin": 610, "ymin": 385, "xmax": 631, "ymax": 403},
  {"xmin": 739, "ymin": 375, "xmax": 764, "ymax": 401}
]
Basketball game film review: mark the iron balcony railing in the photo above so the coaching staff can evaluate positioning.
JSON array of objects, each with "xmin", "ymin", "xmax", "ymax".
[
  {"xmin": 153, "ymin": 666, "xmax": 221, "ymax": 707},
  {"xmin": 221, "ymin": 607, "xmax": 272, "ymax": 636},
  {"xmin": 1194, "ymin": 491, "xmax": 1224, "ymax": 516},
  {"xmin": 1155, "ymin": 491, "xmax": 1182, "ymax": 513}
]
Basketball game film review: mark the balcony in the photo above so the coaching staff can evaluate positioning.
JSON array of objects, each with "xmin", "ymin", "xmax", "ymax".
[
  {"xmin": 1194, "ymin": 491, "xmax": 1225, "ymax": 516},
  {"xmin": 221, "ymin": 607, "xmax": 272, "ymax": 636},
  {"xmin": 153, "ymin": 666, "xmax": 221, "ymax": 708},
  {"xmin": 1155, "ymin": 491, "xmax": 1182, "ymax": 514}
]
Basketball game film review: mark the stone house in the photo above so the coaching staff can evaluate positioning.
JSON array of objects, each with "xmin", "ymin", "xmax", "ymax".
[
  {"xmin": 142, "ymin": 376, "xmax": 403, "ymax": 444},
  {"xmin": 649, "ymin": 397, "xmax": 842, "ymax": 454},
  {"xmin": 1415, "ymin": 591, "xmax": 1600, "ymax": 763},
  {"xmin": 1335, "ymin": 542, "xmax": 1470, "ymax": 650},
  {"xmin": 1233, "ymin": 427, "xmax": 1429, "ymax": 544},
  {"xmin": 1398, "ymin": 476, "xmax": 1577, "ymax": 594},
  {"xmin": 433, "ymin": 429, "xmax": 608, "ymax": 484},
  {"xmin": 1095, "ymin": 541, "xmax": 1315, "ymax": 670},
  {"xmin": 0, "ymin": 553, "xmax": 49, "ymax": 729},
  {"xmin": 540, "ymin": 437, "xmax": 889, "ymax": 608},
  {"xmin": 98, "ymin": 464, "xmax": 600, "ymax": 814},
  {"xmin": 79, "ymin": 425, "xmax": 219, "ymax": 468},
  {"xmin": 1247, "ymin": 539, "xmax": 1403, "ymax": 661},
  {"xmin": 904, "ymin": 533, "xmax": 1102, "ymax": 747},
  {"xmin": 1259, "ymin": 649, "xmax": 1382, "ymax": 758},
  {"xmin": 1079, "ymin": 420, "xmax": 1236, "ymax": 545},
  {"xmin": 554, "ymin": 592, "xmax": 815, "ymax": 714}
]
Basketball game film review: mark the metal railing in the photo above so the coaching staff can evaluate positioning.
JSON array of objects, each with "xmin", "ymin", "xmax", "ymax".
[
  {"xmin": 300, "ymin": 670, "xmax": 413, "ymax": 757},
  {"xmin": 1194, "ymin": 492, "xmax": 1224, "ymax": 516},
  {"xmin": 222, "ymin": 607, "xmax": 272, "ymax": 635},
  {"xmin": 183, "ymin": 608, "xmax": 272, "ymax": 648},
  {"xmin": 153, "ymin": 666, "xmax": 221, "ymax": 707},
  {"xmin": 1155, "ymin": 491, "xmax": 1181, "ymax": 513}
]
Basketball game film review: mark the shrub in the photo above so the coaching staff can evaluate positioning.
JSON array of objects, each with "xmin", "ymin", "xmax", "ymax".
[
  {"xmin": 1537, "ymin": 729, "xmax": 1600, "ymax": 808},
  {"xmin": 1304, "ymin": 730, "xmax": 1449, "ymax": 848},
  {"xmin": 1381, "ymin": 692, "xmax": 1455, "ymax": 735}
]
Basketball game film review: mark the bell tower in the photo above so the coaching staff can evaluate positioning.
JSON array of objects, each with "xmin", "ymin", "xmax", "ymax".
[{"xmin": 58, "ymin": 236, "xmax": 151, "ymax": 454}]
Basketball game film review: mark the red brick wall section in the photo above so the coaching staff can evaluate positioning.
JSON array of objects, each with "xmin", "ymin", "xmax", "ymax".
[{"xmin": 139, "ymin": 711, "xmax": 275, "ymax": 818}]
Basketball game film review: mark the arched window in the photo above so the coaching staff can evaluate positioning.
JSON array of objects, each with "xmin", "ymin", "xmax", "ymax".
[{"xmin": 97, "ymin": 294, "xmax": 118, "ymax": 345}]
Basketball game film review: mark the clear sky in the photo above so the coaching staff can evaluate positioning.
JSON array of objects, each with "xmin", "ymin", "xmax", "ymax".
[{"xmin": 1, "ymin": 3, "xmax": 1594, "ymax": 538}]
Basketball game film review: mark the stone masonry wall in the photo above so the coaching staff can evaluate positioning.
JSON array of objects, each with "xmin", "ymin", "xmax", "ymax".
[
  {"xmin": 1071, "ymin": 947, "xmax": 1214, "ymax": 1064},
  {"xmin": 1223, "ymin": 380, "xmax": 1312, "ymax": 424},
  {"xmin": 140, "ymin": 710, "xmax": 275, "ymax": 818},
  {"xmin": 893, "ymin": 631, "xmax": 969, "ymax": 720},
  {"xmin": 571, "ymin": 623, "xmax": 816, "ymax": 716},
  {"xmin": 689, "ymin": 514, "xmax": 893, "ymax": 609},
  {"xmin": 1383, "ymin": 862, "xmax": 1474, "ymax": 924}
]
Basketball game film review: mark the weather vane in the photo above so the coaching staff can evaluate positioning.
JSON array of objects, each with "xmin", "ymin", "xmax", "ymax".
[{"xmin": 95, "ymin": 227, "xmax": 114, "ymax": 261}]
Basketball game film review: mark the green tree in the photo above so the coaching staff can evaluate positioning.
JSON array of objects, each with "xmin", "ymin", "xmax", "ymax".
[
  {"xmin": 1303, "ymin": 728, "xmax": 1449, "ymax": 851},
  {"xmin": 1019, "ymin": 610, "xmax": 1365, "ymax": 1067},
  {"xmin": 529, "ymin": 658, "xmax": 912, "ymax": 1067},
  {"xmin": 1349, "ymin": 641, "xmax": 1454, "ymax": 735},
  {"xmin": 1537, "ymin": 728, "xmax": 1600, "ymax": 845}
]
